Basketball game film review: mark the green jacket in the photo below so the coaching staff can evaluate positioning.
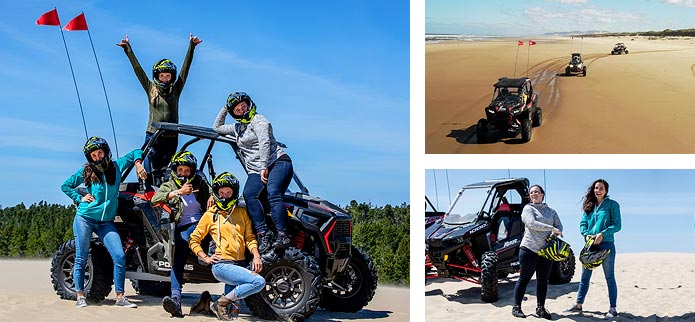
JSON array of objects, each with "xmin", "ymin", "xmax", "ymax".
[
  {"xmin": 151, "ymin": 174, "xmax": 212, "ymax": 224},
  {"xmin": 121, "ymin": 40, "xmax": 197, "ymax": 133}
]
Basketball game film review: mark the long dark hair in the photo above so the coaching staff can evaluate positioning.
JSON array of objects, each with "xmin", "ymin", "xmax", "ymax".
[
  {"xmin": 83, "ymin": 162, "xmax": 116, "ymax": 187},
  {"xmin": 582, "ymin": 179, "xmax": 609, "ymax": 213}
]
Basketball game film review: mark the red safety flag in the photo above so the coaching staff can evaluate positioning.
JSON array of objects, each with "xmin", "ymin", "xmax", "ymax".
[
  {"xmin": 63, "ymin": 13, "xmax": 88, "ymax": 31},
  {"xmin": 529, "ymin": 40, "xmax": 537, "ymax": 45},
  {"xmin": 518, "ymin": 40, "xmax": 524, "ymax": 46},
  {"xmin": 36, "ymin": 8, "xmax": 60, "ymax": 26}
]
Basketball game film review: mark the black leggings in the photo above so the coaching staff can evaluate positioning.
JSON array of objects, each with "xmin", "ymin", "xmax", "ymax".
[{"xmin": 514, "ymin": 247, "xmax": 553, "ymax": 307}]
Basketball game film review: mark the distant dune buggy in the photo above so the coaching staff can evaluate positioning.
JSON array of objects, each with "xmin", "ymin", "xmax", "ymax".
[
  {"xmin": 611, "ymin": 43, "xmax": 628, "ymax": 55},
  {"xmin": 476, "ymin": 77, "xmax": 542, "ymax": 143},
  {"xmin": 425, "ymin": 178, "xmax": 575, "ymax": 302},
  {"xmin": 565, "ymin": 53, "xmax": 587, "ymax": 77}
]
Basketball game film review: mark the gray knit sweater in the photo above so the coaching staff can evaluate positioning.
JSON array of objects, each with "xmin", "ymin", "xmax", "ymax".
[
  {"xmin": 213, "ymin": 107, "xmax": 287, "ymax": 174},
  {"xmin": 520, "ymin": 203, "xmax": 563, "ymax": 253}
]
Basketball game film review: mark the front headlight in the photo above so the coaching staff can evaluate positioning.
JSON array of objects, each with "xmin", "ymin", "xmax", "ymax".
[
  {"xmin": 487, "ymin": 108, "xmax": 495, "ymax": 114},
  {"xmin": 569, "ymin": 64, "xmax": 574, "ymax": 68}
]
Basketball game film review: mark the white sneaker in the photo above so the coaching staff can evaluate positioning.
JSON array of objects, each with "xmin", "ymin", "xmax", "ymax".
[
  {"xmin": 605, "ymin": 308, "xmax": 618, "ymax": 319},
  {"xmin": 76, "ymin": 296, "xmax": 87, "ymax": 308},
  {"xmin": 114, "ymin": 297, "xmax": 137, "ymax": 308}
]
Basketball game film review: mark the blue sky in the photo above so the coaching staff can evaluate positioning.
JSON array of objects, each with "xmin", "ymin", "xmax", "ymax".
[
  {"xmin": 0, "ymin": 1, "xmax": 409, "ymax": 207},
  {"xmin": 426, "ymin": 170, "xmax": 695, "ymax": 253},
  {"xmin": 426, "ymin": 0, "xmax": 695, "ymax": 36}
]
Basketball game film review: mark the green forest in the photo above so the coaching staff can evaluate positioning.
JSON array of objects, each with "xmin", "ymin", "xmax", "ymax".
[{"xmin": 0, "ymin": 200, "xmax": 410, "ymax": 285}]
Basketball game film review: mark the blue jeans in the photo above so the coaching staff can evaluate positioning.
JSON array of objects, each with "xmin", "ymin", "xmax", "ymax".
[
  {"xmin": 212, "ymin": 262, "xmax": 265, "ymax": 299},
  {"xmin": 170, "ymin": 222, "xmax": 197, "ymax": 298},
  {"xmin": 514, "ymin": 247, "xmax": 552, "ymax": 307},
  {"xmin": 73, "ymin": 215, "xmax": 126, "ymax": 293},
  {"xmin": 576, "ymin": 241, "xmax": 617, "ymax": 307},
  {"xmin": 243, "ymin": 159, "xmax": 293, "ymax": 233}
]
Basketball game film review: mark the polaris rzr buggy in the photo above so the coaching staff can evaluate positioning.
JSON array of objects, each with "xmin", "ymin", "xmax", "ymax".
[
  {"xmin": 476, "ymin": 77, "xmax": 542, "ymax": 143},
  {"xmin": 565, "ymin": 53, "xmax": 587, "ymax": 77},
  {"xmin": 611, "ymin": 43, "xmax": 628, "ymax": 55},
  {"xmin": 50, "ymin": 122, "xmax": 377, "ymax": 321},
  {"xmin": 425, "ymin": 178, "xmax": 575, "ymax": 302}
]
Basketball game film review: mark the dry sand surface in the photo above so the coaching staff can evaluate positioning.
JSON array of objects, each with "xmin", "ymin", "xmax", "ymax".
[
  {"xmin": 426, "ymin": 253, "xmax": 695, "ymax": 321},
  {"xmin": 0, "ymin": 259, "xmax": 408, "ymax": 322},
  {"xmin": 425, "ymin": 37, "xmax": 695, "ymax": 153}
]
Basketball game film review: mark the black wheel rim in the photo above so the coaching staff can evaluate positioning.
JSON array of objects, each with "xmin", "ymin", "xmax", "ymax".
[
  {"xmin": 60, "ymin": 253, "xmax": 92, "ymax": 293},
  {"xmin": 559, "ymin": 259, "xmax": 571, "ymax": 277},
  {"xmin": 329, "ymin": 262, "xmax": 363, "ymax": 298},
  {"xmin": 262, "ymin": 266, "xmax": 305, "ymax": 309}
]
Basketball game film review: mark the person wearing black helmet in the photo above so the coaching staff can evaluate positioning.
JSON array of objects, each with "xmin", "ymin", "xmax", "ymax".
[
  {"xmin": 512, "ymin": 184, "xmax": 563, "ymax": 320},
  {"xmin": 151, "ymin": 151, "xmax": 213, "ymax": 317},
  {"xmin": 213, "ymin": 92, "xmax": 294, "ymax": 256},
  {"xmin": 61, "ymin": 136, "xmax": 148, "ymax": 309},
  {"xmin": 564, "ymin": 179, "xmax": 622, "ymax": 319},
  {"xmin": 117, "ymin": 33, "xmax": 202, "ymax": 183},
  {"xmin": 189, "ymin": 172, "xmax": 265, "ymax": 320}
]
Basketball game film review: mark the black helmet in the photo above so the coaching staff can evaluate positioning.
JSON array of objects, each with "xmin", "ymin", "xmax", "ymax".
[
  {"xmin": 225, "ymin": 91, "xmax": 256, "ymax": 124},
  {"xmin": 212, "ymin": 172, "xmax": 240, "ymax": 211},
  {"xmin": 538, "ymin": 235, "xmax": 571, "ymax": 262},
  {"xmin": 579, "ymin": 236, "xmax": 611, "ymax": 270},
  {"xmin": 169, "ymin": 151, "xmax": 197, "ymax": 187},
  {"xmin": 152, "ymin": 58, "xmax": 177, "ymax": 88},
  {"xmin": 83, "ymin": 136, "xmax": 112, "ymax": 172}
]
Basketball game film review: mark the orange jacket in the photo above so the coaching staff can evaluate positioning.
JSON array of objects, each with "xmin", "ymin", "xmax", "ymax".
[{"xmin": 189, "ymin": 205, "xmax": 257, "ymax": 261}]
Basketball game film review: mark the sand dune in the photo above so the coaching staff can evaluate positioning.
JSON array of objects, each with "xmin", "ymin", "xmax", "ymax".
[
  {"xmin": 425, "ymin": 253, "xmax": 695, "ymax": 321},
  {"xmin": 425, "ymin": 37, "xmax": 695, "ymax": 153},
  {"xmin": 0, "ymin": 259, "xmax": 408, "ymax": 322}
]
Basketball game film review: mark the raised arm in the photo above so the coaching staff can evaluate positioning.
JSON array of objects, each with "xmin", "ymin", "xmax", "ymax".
[
  {"xmin": 116, "ymin": 35, "xmax": 151, "ymax": 92},
  {"xmin": 175, "ymin": 33, "xmax": 202, "ymax": 93},
  {"xmin": 213, "ymin": 106, "xmax": 238, "ymax": 138}
]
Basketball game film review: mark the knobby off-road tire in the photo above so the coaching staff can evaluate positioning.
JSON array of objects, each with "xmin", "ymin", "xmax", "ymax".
[
  {"xmin": 532, "ymin": 108, "xmax": 543, "ymax": 127},
  {"xmin": 480, "ymin": 251, "xmax": 499, "ymax": 302},
  {"xmin": 51, "ymin": 240, "xmax": 113, "ymax": 301},
  {"xmin": 245, "ymin": 247, "xmax": 323, "ymax": 322},
  {"xmin": 565, "ymin": 67, "xmax": 571, "ymax": 76},
  {"xmin": 476, "ymin": 119, "xmax": 490, "ymax": 143},
  {"xmin": 549, "ymin": 248, "xmax": 576, "ymax": 285},
  {"xmin": 521, "ymin": 115, "xmax": 532, "ymax": 143},
  {"xmin": 583, "ymin": 66, "xmax": 587, "ymax": 77},
  {"xmin": 319, "ymin": 246, "xmax": 378, "ymax": 312}
]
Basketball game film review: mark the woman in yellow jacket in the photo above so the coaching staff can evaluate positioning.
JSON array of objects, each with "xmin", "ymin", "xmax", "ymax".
[{"xmin": 189, "ymin": 172, "xmax": 264, "ymax": 320}]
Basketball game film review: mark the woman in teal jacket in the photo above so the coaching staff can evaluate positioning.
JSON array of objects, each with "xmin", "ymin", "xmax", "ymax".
[
  {"xmin": 61, "ymin": 137, "xmax": 147, "ymax": 308},
  {"xmin": 565, "ymin": 179, "xmax": 622, "ymax": 319}
]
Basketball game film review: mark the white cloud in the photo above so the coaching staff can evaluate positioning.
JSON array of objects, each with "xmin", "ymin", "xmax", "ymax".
[{"xmin": 661, "ymin": 0, "xmax": 695, "ymax": 7}]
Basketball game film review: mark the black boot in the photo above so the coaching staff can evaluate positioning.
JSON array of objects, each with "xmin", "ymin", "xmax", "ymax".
[
  {"xmin": 512, "ymin": 305, "xmax": 526, "ymax": 318},
  {"xmin": 536, "ymin": 306, "xmax": 552, "ymax": 320},
  {"xmin": 257, "ymin": 231, "xmax": 274, "ymax": 254},
  {"xmin": 162, "ymin": 296, "xmax": 183, "ymax": 318},
  {"xmin": 272, "ymin": 231, "xmax": 290, "ymax": 249}
]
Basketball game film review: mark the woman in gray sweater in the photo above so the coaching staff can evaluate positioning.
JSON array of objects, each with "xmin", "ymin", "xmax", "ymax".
[
  {"xmin": 213, "ymin": 92, "xmax": 293, "ymax": 255},
  {"xmin": 512, "ymin": 184, "xmax": 563, "ymax": 320}
]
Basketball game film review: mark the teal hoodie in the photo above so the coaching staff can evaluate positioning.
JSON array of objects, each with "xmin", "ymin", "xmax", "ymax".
[
  {"xmin": 61, "ymin": 149, "xmax": 143, "ymax": 222},
  {"xmin": 579, "ymin": 196, "xmax": 622, "ymax": 243}
]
